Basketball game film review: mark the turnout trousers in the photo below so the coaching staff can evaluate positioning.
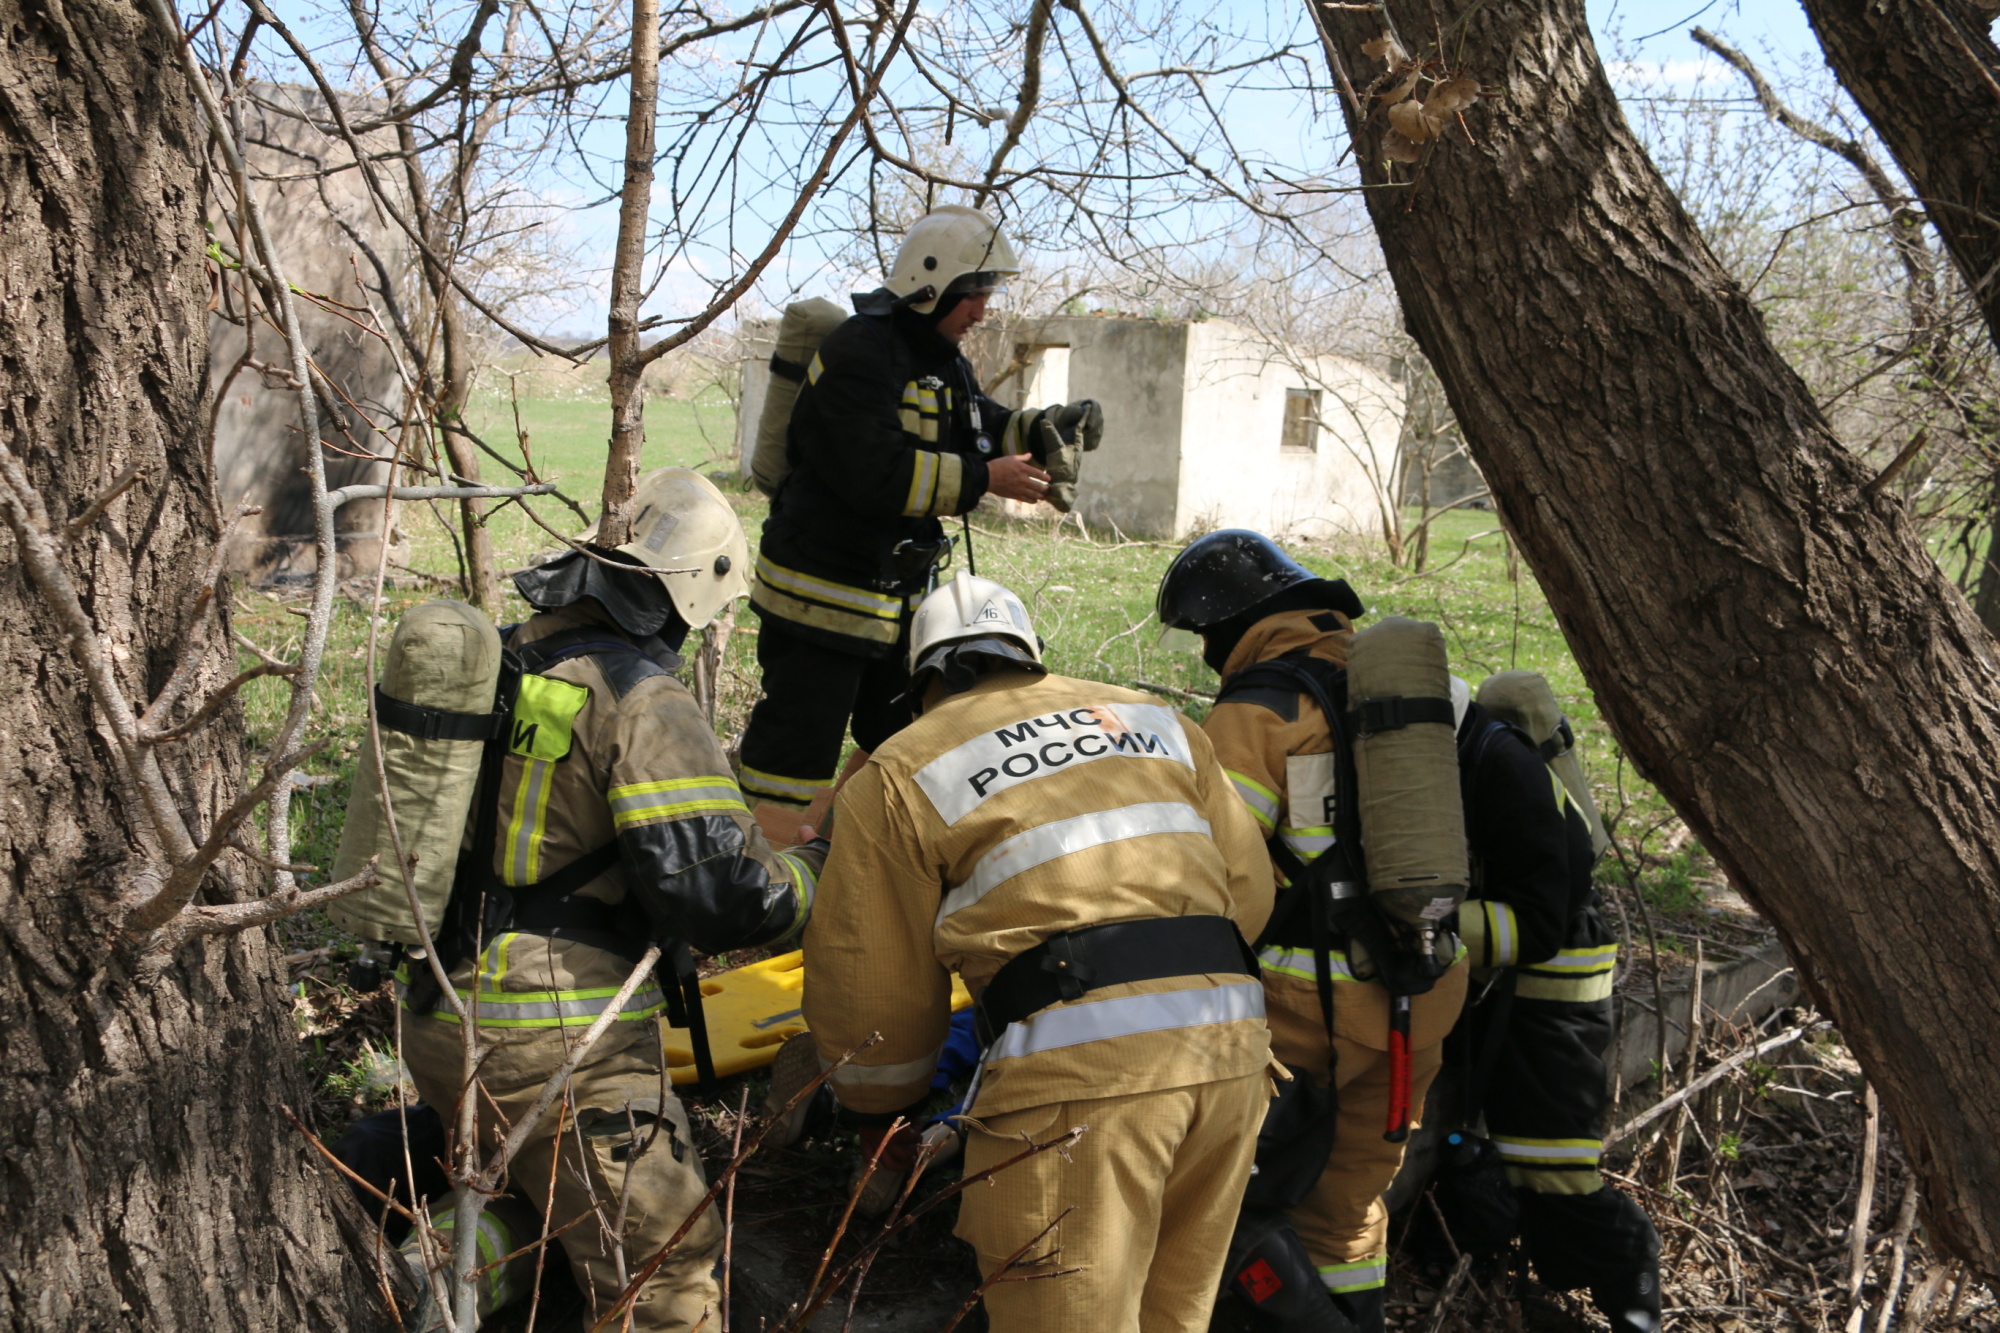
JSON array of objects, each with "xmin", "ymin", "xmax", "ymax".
[
  {"xmin": 955, "ymin": 1073, "xmax": 1269, "ymax": 1333},
  {"xmin": 738, "ymin": 616, "xmax": 912, "ymax": 808},
  {"xmin": 1459, "ymin": 917, "xmax": 1658, "ymax": 1292},
  {"xmin": 1264, "ymin": 963, "xmax": 1467, "ymax": 1324},
  {"xmin": 403, "ymin": 1009, "xmax": 722, "ymax": 1331}
]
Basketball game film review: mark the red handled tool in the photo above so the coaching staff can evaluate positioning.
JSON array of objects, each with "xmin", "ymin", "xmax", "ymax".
[{"xmin": 1384, "ymin": 993, "xmax": 1412, "ymax": 1142}]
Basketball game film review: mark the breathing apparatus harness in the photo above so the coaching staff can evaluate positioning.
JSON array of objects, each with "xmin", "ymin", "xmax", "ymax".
[
  {"xmin": 378, "ymin": 625, "xmax": 718, "ymax": 1089},
  {"xmin": 1216, "ymin": 649, "xmax": 1455, "ymax": 1143}
]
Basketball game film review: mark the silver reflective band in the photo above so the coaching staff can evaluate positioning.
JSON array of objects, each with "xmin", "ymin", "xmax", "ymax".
[
  {"xmin": 1489, "ymin": 901, "xmax": 1516, "ymax": 965},
  {"xmin": 1318, "ymin": 1258, "xmax": 1387, "ymax": 1293},
  {"xmin": 827, "ymin": 1047, "xmax": 945, "ymax": 1087},
  {"xmin": 1494, "ymin": 1139, "xmax": 1602, "ymax": 1160},
  {"xmin": 937, "ymin": 801, "xmax": 1213, "ymax": 923},
  {"xmin": 913, "ymin": 703, "xmax": 1196, "ymax": 824},
  {"xmin": 985, "ymin": 981, "xmax": 1265, "ymax": 1062}
]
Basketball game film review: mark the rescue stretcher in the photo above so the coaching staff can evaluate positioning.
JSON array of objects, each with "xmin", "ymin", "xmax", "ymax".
[{"xmin": 662, "ymin": 949, "xmax": 975, "ymax": 1085}]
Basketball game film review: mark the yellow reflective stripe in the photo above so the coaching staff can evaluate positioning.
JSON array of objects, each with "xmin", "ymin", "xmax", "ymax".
[
  {"xmin": 904, "ymin": 450, "xmax": 939, "ymax": 516},
  {"xmin": 1258, "ymin": 944, "xmax": 1363, "ymax": 983},
  {"xmin": 1225, "ymin": 769, "xmax": 1280, "ymax": 830},
  {"xmin": 932, "ymin": 452, "xmax": 962, "ymax": 513},
  {"xmin": 1494, "ymin": 1136, "xmax": 1601, "ymax": 1162},
  {"xmin": 1516, "ymin": 969, "xmax": 1615, "ymax": 1002},
  {"xmin": 1506, "ymin": 1164, "xmax": 1606, "ymax": 1195},
  {"xmin": 739, "ymin": 764, "xmax": 832, "ymax": 801},
  {"xmin": 614, "ymin": 798, "xmax": 746, "ymax": 828},
  {"xmin": 807, "ymin": 352, "xmax": 824, "ymax": 384},
  {"xmin": 610, "ymin": 775, "xmax": 748, "ymax": 829},
  {"xmin": 502, "ymin": 759, "xmax": 556, "ymax": 886},
  {"xmin": 1536, "ymin": 943, "xmax": 1619, "ymax": 970},
  {"xmin": 1279, "ymin": 825, "xmax": 1335, "ymax": 862},
  {"xmin": 1317, "ymin": 1257, "xmax": 1386, "ymax": 1292},
  {"xmin": 778, "ymin": 851, "xmax": 817, "ymax": 923},
  {"xmin": 751, "ymin": 581, "xmax": 902, "ymax": 646},
  {"xmin": 1551, "ymin": 768, "xmax": 1569, "ymax": 811},
  {"xmin": 753, "ymin": 554, "xmax": 901, "ymax": 618}
]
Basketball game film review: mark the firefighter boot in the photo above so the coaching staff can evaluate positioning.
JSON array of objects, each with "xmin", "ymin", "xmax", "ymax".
[
  {"xmin": 1224, "ymin": 1211, "xmax": 1357, "ymax": 1333},
  {"xmin": 1589, "ymin": 1266, "xmax": 1663, "ymax": 1333}
]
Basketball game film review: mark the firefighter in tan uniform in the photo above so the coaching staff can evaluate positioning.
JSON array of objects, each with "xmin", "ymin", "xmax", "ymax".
[
  {"xmin": 801, "ymin": 570, "xmax": 1274, "ymax": 1333},
  {"xmin": 400, "ymin": 470, "xmax": 824, "ymax": 1331},
  {"xmin": 1156, "ymin": 531, "xmax": 1469, "ymax": 1333}
]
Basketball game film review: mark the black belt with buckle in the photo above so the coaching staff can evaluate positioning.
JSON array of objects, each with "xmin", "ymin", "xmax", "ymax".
[{"xmin": 974, "ymin": 914, "xmax": 1258, "ymax": 1043}]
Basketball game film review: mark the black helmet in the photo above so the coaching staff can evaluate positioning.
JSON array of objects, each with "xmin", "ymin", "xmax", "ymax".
[{"xmin": 1156, "ymin": 530, "xmax": 1362, "ymax": 631}]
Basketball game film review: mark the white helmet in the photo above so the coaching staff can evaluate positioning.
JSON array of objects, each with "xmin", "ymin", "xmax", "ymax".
[
  {"xmin": 909, "ymin": 570, "xmax": 1041, "ymax": 671},
  {"xmin": 609, "ymin": 468, "xmax": 750, "ymax": 629},
  {"xmin": 887, "ymin": 206, "xmax": 1021, "ymax": 314}
]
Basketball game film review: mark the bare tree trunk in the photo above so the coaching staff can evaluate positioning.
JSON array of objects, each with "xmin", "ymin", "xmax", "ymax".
[
  {"xmin": 0, "ymin": 0, "xmax": 380, "ymax": 1324},
  {"xmin": 1310, "ymin": 0, "xmax": 2000, "ymax": 1276},
  {"xmin": 602, "ymin": 0, "xmax": 660, "ymax": 549},
  {"xmin": 1801, "ymin": 0, "xmax": 2000, "ymax": 351}
]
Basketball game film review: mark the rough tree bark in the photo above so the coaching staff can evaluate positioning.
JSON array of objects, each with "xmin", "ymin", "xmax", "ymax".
[
  {"xmin": 0, "ymin": 0, "xmax": 381, "ymax": 1326},
  {"xmin": 1307, "ymin": 0, "xmax": 2000, "ymax": 1275},
  {"xmin": 1798, "ymin": 0, "xmax": 2000, "ymax": 647}
]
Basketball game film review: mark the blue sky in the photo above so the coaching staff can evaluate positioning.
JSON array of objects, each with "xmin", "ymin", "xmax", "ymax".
[{"xmin": 244, "ymin": 0, "xmax": 1836, "ymax": 338}]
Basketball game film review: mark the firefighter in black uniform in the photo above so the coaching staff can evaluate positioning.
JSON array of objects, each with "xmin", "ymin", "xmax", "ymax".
[
  {"xmin": 738, "ymin": 206, "xmax": 1061, "ymax": 814},
  {"xmin": 1445, "ymin": 676, "xmax": 1662, "ymax": 1333}
]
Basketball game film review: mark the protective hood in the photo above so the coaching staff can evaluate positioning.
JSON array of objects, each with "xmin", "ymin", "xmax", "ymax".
[
  {"xmin": 910, "ymin": 634, "xmax": 1048, "ymax": 706},
  {"xmin": 513, "ymin": 548, "xmax": 688, "ymax": 645}
]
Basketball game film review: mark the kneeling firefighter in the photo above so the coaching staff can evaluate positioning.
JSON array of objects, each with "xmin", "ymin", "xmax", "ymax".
[
  {"xmin": 1155, "ymin": 531, "xmax": 1471, "ymax": 1333},
  {"xmin": 1429, "ymin": 673, "xmax": 1661, "ymax": 1331},
  {"xmin": 330, "ymin": 468, "xmax": 824, "ymax": 1330},
  {"xmin": 801, "ymin": 570, "xmax": 1275, "ymax": 1333}
]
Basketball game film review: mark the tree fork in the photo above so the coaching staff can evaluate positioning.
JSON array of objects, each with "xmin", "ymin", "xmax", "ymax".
[{"xmin": 1309, "ymin": 0, "xmax": 2000, "ymax": 1275}]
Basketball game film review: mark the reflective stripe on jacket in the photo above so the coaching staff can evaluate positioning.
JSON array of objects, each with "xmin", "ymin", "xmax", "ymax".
[
  {"xmin": 407, "ymin": 604, "xmax": 822, "ymax": 1032},
  {"xmin": 803, "ymin": 670, "xmax": 1274, "ymax": 1117},
  {"xmin": 754, "ymin": 297, "xmax": 1008, "ymax": 656}
]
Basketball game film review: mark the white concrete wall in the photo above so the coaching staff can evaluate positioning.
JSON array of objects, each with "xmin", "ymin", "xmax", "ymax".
[
  {"xmin": 1047, "ymin": 317, "xmax": 1190, "ymax": 537},
  {"xmin": 733, "ymin": 308, "xmax": 1401, "ymax": 541},
  {"xmin": 1173, "ymin": 321, "xmax": 1403, "ymax": 542}
]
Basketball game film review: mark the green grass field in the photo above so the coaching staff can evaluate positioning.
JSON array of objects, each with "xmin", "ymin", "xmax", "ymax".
[{"xmin": 236, "ymin": 393, "xmax": 1695, "ymax": 949}]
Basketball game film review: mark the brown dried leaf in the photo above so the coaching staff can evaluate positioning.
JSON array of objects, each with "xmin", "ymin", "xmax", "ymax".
[
  {"xmin": 1427, "ymin": 76, "xmax": 1482, "ymax": 115},
  {"xmin": 1379, "ymin": 67, "xmax": 1422, "ymax": 105},
  {"xmin": 1388, "ymin": 99, "xmax": 1442, "ymax": 143},
  {"xmin": 1381, "ymin": 129, "xmax": 1424, "ymax": 163},
  {"xmin": 1360, "ymin": 33, "xmax": 1407, "ymax": 65}
]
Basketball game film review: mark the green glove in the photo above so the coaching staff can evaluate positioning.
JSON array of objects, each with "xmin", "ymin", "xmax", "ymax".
[{"xmin": 1026, "ymin": 400, "xmax": 1104, "ymax": 512}]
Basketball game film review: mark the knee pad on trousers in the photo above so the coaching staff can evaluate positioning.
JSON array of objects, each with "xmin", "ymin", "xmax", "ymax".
[
  {"xmin": 1223, "ymin": 1211, "xmax": 1358, "ymax": 1333},
  {"xmin": 1328, "ymin": 1284, "xmax": 1385, "ymax": 1333}
]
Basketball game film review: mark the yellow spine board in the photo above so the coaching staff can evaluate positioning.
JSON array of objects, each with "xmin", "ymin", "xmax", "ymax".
[{"xmin": 663, "ymin": 951, "xmax": 974, "ymax": 1086}]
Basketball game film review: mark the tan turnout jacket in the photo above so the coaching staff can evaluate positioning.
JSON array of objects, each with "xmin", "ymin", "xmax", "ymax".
[
  {"xmin": 804, "ymin": 669, "xmax": 1274, "ymax": 1117},
  {"xmin": 420, "ymin": 602, "xmax": 821, "ymax": 1033},
  {"xmin": 1204, "ymin": 609, "xmax": 1467, "ymax": 1051}
]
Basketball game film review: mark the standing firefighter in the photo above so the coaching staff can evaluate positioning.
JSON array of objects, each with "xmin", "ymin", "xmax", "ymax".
[
  {"xmin": 739, "ymin": 206, "xmax": 1098, "ymax": 821},
  {"xmin": 1155, "ymin": 531, "xmax": 1469, "ymax": 1333},
  {"xmin": 389, "ymin": 470, "xmax": 823, "ymax": 1330},
  {"xmin": 801, "ymin": 570, "xmax": 1274, "ymax": 1333},
  {"xmin": 1433, "ymin": 672, "xmax": 1662, "ymax": 1332}
]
